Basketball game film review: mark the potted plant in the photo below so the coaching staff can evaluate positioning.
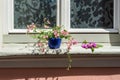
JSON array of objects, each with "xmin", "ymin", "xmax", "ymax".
[
  {"xmin": 27, "ymin": 23, "xmax": 78, "ymax": 49},
  {"xmin": 27, "ymin": 23, "xmax": 102, "ymax": 70},
  {"xmin": 27, "ymin": 23, "xmax": 78, "ymax": 70}
]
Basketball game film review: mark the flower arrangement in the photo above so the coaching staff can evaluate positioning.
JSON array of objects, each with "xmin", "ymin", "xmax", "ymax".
[
  {"xmin": 27, "ymin": 23, "xmax": 78, "ymax": 51},
  {"xmin": 27, "ymin": 23, "xmax": 102, "ymax": 70},
  {"xmin": 81, "ymin": 40, "xmax": 103, "ymax": 52},
  {"xmin": 27, "ymin": 23, "xmax": 78, "ymax": 70}
]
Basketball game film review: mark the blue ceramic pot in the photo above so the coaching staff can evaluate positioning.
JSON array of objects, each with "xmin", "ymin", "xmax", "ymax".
[{"xmin": 48, "ymin": 38, "xmax": 61, "ymax": 49}]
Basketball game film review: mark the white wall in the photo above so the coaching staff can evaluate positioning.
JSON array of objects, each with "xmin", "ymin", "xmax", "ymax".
[{"xmin": 0, "ymin": 1, "xmax": 3, "ymax": 48}]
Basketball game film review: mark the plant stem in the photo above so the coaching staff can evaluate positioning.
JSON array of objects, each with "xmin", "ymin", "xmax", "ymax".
[{"xmin": 66, "ymin": 50, "xmax": 72, "ymax": 70}]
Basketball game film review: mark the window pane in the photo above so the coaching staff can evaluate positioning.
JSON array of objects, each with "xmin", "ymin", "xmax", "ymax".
[
  {"xmin": 71, "ymin": 0, "xmax": 113, "ymax": 29},
  {"xmin": 14, "ymin": 0, "xmax": 57, "ymax": 29}
]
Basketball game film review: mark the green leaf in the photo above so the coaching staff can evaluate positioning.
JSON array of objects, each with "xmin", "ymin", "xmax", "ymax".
[
  {"xmin": 91, "ymin": 48, "xmax": 94, "ymax": 53},
  {"xmin": 83, "ymin": 40, "xmax": 88, "ymax": 44},
  {"xmin": 96, "ymin": 44, "xmax": 103, "ymax": 48}
]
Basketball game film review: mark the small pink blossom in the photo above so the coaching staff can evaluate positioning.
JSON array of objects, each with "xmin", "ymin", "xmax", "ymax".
[
  {"xmin": 81, "ymin": 44, "xmax": 88, "ymax": 49},
  {"xmin": 72, "ymin": 39, "xmax": 78, "ymax": 45},
  {"xmin": 68, "ymin": 38, "xmax": 78, "ymax": 45},
  {"xmin": 37, "ymin": 42, "xmax": 44, "ymax": 47},
  {"xmin": 87, "ymin": 43, "xmax": 93, "ymax": 48},
  {"xmin": 43, "ymin": 36, "xmax": 48, "ymax": 39},
  {"xmin": 54, "ymin": 30, "xmax": 59, "ymax": 38},
  {"xmin": 61, "ymin": 30, "xmax": 69, "ymax": 36},
  {"xmin": 90, "ymin": 42, "xmax": 97, "ymax": 48},
  {"xmin": 67, "ymin": 45, "xmax": 71, "ymax": 50},
  {"xmin": 81, "ymin": 42, "xmax": 97, "ymax": 49},
  {"xmin": 41, "ymin": 48, "xmax": 45, "ymax": 52},
  {"xmin": 67, "ymin": 38, "xmax": 78, "ymax": 50},
  {"xmin": 27, "ymin": 23, "xmax": 36, "ymax": 32}
]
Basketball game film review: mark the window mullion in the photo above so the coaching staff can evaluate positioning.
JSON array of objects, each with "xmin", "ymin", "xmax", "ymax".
[
  {"xmin": 5, "ymin": 0, "xmax": 14, "ymax": 34},
  {"xmin": 114, "ymin": 0, "xmax": 119, "ymax": 32},
  {"xmin": 61, "ymin": 0, "xmax": 70, "ymax": 30},
  {"xmin": 60, "ymin": 0, "xmax": 65, "ymax": 26},
  {"xmin": 118, "ymin": 0, "xmax": 120, "ymax": 34},
  {"xmin": 57, "ymin": 0, "xmax": 61, "ymax": 26}
]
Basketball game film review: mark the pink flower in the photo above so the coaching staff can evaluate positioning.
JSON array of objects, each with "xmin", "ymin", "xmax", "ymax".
[
  {"xmin": 41, "ymin": 48, "xmax": 45, "ymax": 52},
  {"xmin": 72, "ymin": 39, "xmax": 78, "ymax": 45},
  {"xmin": 54, "ymin": 30, "xmax": 59, "ymax": 38},
  {"xmin": 81, "ymin": 42, "xmax": 97, "ymax": 49},
  {"xmin": 81, "ymin": 44, "xmax": 88, "ymax": 49},
  {"xmin": 37, "ymin": 42, "xmax": 44, "ymax": 47},
  {"xmin": 68, "ymin": 38, "xmax": 78, "ymax": 45},
  {"xmin": 61, "ymin": 30, "xmax": 69, "ymax": 36},
  {"xmin": 67, "ymin": 45, "xmax": 71, "ymax": 50},
  {"xmin": 67, "ymin": 38, "xmax": 78, "ymax": 50},
  {"xmin": 27, "ymin": 23, "xmax": 36, "ymax": 32},
  {"xmin": 43, "ymin": 36, "xmax": 48, "ymax": 39},
  {"xmin": 90, "ymin": 42, "xmax": 97, "ymax": 48},
  {"xmin": 87, "ymin": 43, "xmax": 93, "ymax": 48}
]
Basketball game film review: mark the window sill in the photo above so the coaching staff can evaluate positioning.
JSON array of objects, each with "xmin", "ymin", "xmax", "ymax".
[{"xmin": 0, "ymin": 43, "xmax": 120, "ymax": 68}]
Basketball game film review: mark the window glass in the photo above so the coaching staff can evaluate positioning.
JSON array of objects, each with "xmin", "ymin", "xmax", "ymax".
[
  {"xmin": 71, "ymin": 0, "xmax": 113, "ymax": 29},
  {"xmin": 14, "ymin": 0, "xmax": 57, "ymax": 29}
]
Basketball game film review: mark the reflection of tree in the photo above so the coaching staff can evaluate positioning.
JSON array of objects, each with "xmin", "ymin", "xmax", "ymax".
[
  {"xmin": 71, "ymin": 0, "xmax": 113, "ymax": 28},
  {"xmin": 14, "ymin": 0, "xmax": 56, "ymax": 29}
]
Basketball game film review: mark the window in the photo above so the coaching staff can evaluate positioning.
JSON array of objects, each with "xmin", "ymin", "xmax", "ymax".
[
  {"xmin": 71, "ymin": 0, "xmax": 113, "ymax": 29},
  {"xmin": 5, "ymin": 0, "xmax": 119, "ymax": 33},
  {"xmin": 2, "ymin": 0, "xmax": 120, "ymax": 43},
  {"xmin": 6, "ymin": 0, "xmax": 60, "ymax": 33},
  {"xmin": 14, "ymin": 0, "xmax": 57, "ymax": 29},
  {"xmin": 61, "ymin": 0, "xmax": 119, "ymax": 33}
]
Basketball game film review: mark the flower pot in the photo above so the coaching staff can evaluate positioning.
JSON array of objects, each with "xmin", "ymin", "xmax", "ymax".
[{"xmin": 48, "ymin": 38, "xmax": 61, "ymax": 49}]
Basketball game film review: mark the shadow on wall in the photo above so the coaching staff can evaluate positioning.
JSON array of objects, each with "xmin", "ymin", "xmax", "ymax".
[
  {"xmin": 0, "ymin": 68, "xmax": 120, "ymax": 80},
  {"xmin": 109, "ymin": 33, "xmax": 120, "ymax": 46}
]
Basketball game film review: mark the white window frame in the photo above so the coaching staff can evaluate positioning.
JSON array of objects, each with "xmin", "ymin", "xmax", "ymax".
[
  {"xmin": 61, "ymin": 0, "xmax": 120, "ymax": 33},
  {"xmin": 0, "ymin": 1, "xmax": 3, "ymax": 48},
  {"xmin": 2, "ymin": 0, "xmax": 120, "ymax": 34},
  {"xmin": 4, "ymin": 0, "xmax": 60, "ymax": 34}
]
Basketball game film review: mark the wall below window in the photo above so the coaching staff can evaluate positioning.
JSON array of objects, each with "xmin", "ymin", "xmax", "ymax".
[
  {"xmin": 0, "ymin": 68, "xmax": 119, "ymax": 80},
  {"xmin": 0, "ymin": 53, "xmax": 120, "ymax": 68}
]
